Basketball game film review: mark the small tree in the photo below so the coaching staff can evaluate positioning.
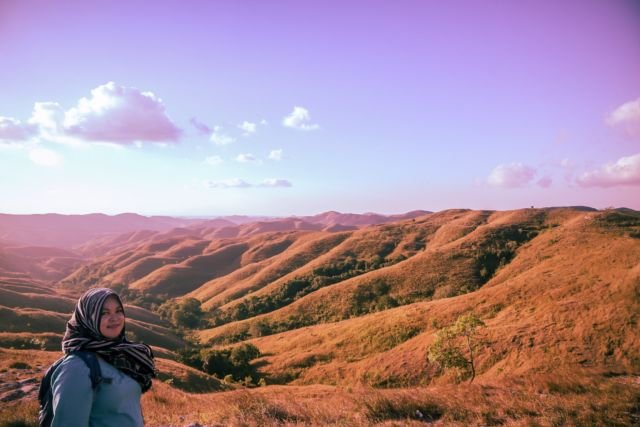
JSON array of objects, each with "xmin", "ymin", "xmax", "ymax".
[
  {"xmin": 172, "ymin": 298, "xmax": 204, "ymax": 329},
  {"xmin": 428, "ymin": 313, "xmax": 485, "ymax": 383},
  {"xmin": 202, "ymin": 349, "xmax": 233, "ymax": 377}
]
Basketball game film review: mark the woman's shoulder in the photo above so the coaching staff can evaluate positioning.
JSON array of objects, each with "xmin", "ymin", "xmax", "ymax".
[{"xmin": 51, "ymin": 353, "xmax": 94, "ymax": 381}]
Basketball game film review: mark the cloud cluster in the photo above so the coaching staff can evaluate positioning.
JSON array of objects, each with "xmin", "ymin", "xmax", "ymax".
[
  {"xmin": 268, "ymin": 149, "xmax": 283, "ymax": 161},
  {"xmin": 487, "ymin": 163, "xmax": 536, "ymax": 188},
  {"xmin": 536, "ymin": 176, "xmax": 552, "ymax": 188},
  {"xmin": 606, "ymin": 98, "xmax": 640, "ymax": 139},
  {"xmin": 236, "ymin": 153, "xmax": 258, "ymax": 163},
  {"xmin": 283, "ymin": 106, "xmax": 319, "ymax": 131},
  {"xmin": 206, "ymin": 178, "xmax": 251, "ymax": 189},
  {"xmin": 487, "ymin": 152, "xmax": 640, "ymax": 190},
  {"xmin": 190, "ymin": 118, "xmax": 212, "ymax": 135},
  {"xmin": 194, "ymin": 118, "xmax": 267, "ymax": 142},
  {"xmin": 238, "ymin": 121, "xmax": 257, "ymax": 135},
  {"xmin": 3, "ymin": 82, "xmax": 181, "ymax": 146},
  {"xmin": 62, "ymin": 82, "xmax": 181, "ymax": 143},
  {"xmin": 206, "ymin": 178, "xmax": 292, "ymax": 189},
  {"xmin": 210, "ymin": 126, "xmax": 235, "ymax": 145},
  {"xmin": 259, "ymin": 178, "xmax": 292, "ymax": 187},
  {"xmin": 0, "ymin": 117, "xmax": 37, "ymax": 143},
  {"xmin": 576, "ymin": 153, "xmax": 640, "ymax": 187}
]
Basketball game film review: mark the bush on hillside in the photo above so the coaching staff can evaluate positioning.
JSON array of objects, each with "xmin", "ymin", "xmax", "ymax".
[
  {"xmin": 210, "ymin": 256, "xmax": 405, "ymax": 327},
  {"xmin": 349, "ymin": 280, "xmax": 399, "ymax": 316},
  {"xmin": 108, "ymin": 283, "xmax": 165, "ymax": 310},
  {"xmin": 201, "ymin": 343, "xmax": 261, "ymax": 382},
  {"xmin": 159, "ymin": 298, "xmax": 205, "ymax": 329},
  {"xmin": 473, "ymin": 225, "xmax": 539, "ymax": 285},
  {"xmin": 428, "ymin": 312, "xmax": 486, "ymax": 383}
]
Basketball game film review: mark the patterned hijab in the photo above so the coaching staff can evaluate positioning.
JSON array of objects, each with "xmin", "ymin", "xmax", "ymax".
[{"xmin": 62, "ymin": 287, "xmax": 156, "ymax": 392}]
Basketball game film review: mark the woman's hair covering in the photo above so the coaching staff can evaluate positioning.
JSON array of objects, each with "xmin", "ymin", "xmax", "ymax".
[{"xmin": 62, "ymin": 287, "xmax": 156, "ymax": 392}]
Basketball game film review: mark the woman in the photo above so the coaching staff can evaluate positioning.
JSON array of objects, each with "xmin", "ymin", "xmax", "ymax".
[{"xmin": 50, "ymin": 288, "xmax": 156, "ymax": 427}]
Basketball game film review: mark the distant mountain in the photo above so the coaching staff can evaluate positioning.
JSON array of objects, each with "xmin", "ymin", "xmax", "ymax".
[
  {"xmin": 0, "ymin": 211, "xmax": 429, "ymax": 251},
  {"xmin": 210, "ymin": 215, "xmax": 275, "ymax": 225},
  {"xmin": 295, "ymin": 210, "xmax": 431, "ymax": 227},
  {"xmin": 0, "ymin": 242, "xmax": 85, "ymax": 282},
  {"xmin": 0, "ymin": 213, "xmax": 203, "ymax": 249}
]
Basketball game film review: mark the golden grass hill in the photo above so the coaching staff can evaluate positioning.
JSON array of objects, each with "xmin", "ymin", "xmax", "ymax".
[{"xmin": 1, "ymin": 207, "xmax": 639, "ymax": 426}]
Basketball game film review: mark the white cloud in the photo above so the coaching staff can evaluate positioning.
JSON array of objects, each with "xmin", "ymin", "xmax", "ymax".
[
  {"xmin": 191, "ymin": 117, "xmax": 212, "ymax": 135},
  {"xmin": 236, "ymin": 153, "xmax": 258, "ymax": 163},
  {"xmin": 206, "ymin": 178, "xmax": 251, "ymax": 189},
  {"xmin": 606, "ymin": 98, "xmax": 640, "ymax": 138},
  {"xmin": 537, "ymin": 176, "xmax": 552, "ymax": 188},
  {"xmin": 576, "ymin": 153, "xmax": 640, "ymax": 187},
  {"xmin": 0, "ymin": 116, "xmax": 37, "ymax": 143},
  {"xmin": 204, "ymin": 178, "xmax": 292, "ymax": 189},
  {"xmin": 260, "ymin": 119, "xmax": 268, "ymax": 126},
  {"xmin": 238, "ymin": 121, "xmax": 257, "ymax": 135},
  {"xmin": 487, "ymin": 163, "xmax": 536, "ymax": 188},
  {"xmin": 282, "ymin": 106, "xmax": 319, "ymax": 131},
  {"xmin": 259, "ymin": 178, "xmax": 292, "ymax": 188},
  {"xmin": 29, "ymin": 147, "xmax": 62, "ymax": 167},
  {"xmin": 5, "ymin": 83, "xmax": 181, "ymax": 147},
  {"xmin": 268, "ymin": 149, "xmax": 283, "ymax": 161},
  {"xmin": 29, "ymin": 102, "xmax": 65, "ymax": 135},
  {"xmin": 204, "ymin": 155, "xmax": 223, "ymax": 165},
  {"xmin": 62, "ymin": 82, "xmax": 181, "ymax": 144},
  {"xmin": 210, "ymin": 126, "xmax": 235, "ymax": 145}
]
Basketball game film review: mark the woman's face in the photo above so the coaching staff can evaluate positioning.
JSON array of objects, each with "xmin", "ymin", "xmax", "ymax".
[{"xmin": 99, "ymin": 295, "xmax": 125, "ymax": 339}]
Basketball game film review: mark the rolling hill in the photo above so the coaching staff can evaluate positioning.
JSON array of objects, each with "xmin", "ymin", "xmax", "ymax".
[{"xmin": 0, "ymin": 207, "xmax": 639, "ymax": 426}]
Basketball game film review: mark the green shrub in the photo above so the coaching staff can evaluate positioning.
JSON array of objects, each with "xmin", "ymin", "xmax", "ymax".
[
  {"xmin": 201, "ymin": 343, "xmax": 261, "ymax": 382},
  {"xmin": 9, "ymin": 361, "xmax": 31, "ymax": 369},
  {"xmin": 428, "ymin": 313, "xmax": 486, "ymax": 383},
  {"xmin": 210, "ymin": 256, "xmax": 406, "ymax": 328},
  {"xmin": 159, "ymin": 298, "xmax": 204, "ymax": 329}
]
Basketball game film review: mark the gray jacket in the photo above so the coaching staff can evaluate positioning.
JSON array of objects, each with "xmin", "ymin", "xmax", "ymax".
[{"xmin": 51, "ymin": 354, "xmax": 144, "ymax": 427}]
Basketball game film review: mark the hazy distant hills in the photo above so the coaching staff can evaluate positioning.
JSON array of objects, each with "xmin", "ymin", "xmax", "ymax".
[
  {"xmin": 0, "ymin": 213, "xmax": 201, "ymax": 249},
  {"xmin": 0, "ymin": 210, "xmax": 430, "ymax": 252},
  {"xmin": 0, "ymin": 210, "xmax": 431, "ymax": 283}
]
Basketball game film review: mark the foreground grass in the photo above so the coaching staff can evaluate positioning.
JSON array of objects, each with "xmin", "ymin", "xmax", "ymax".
[
  {"xmin": 4, "ymin": 374, "xmax": 637, "ymax": 426},
  {"xmin": 1, "ymin": 349, "xmax": 638, "ymax": 426},
  {"xmin": 140, "ymin": 376, "xmax": 639, "ymax": 426}
]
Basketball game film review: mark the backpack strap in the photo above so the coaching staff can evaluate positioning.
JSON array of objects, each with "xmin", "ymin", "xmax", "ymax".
[
  {"xmin": 38, "ymin": 356, "xmax": 65, "ymax": 405},
  {"xmin": 38, "ymin": 351, "xmax": 108, "ymax": 427},
  {"xmin": 71, "ymin": 351, "xmax": 109, "ymax": 388}
]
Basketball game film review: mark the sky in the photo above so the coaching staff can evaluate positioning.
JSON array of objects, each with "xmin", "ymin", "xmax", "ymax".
[{"xmin": 0, "ymin": 0, "xmax": 639, "ymax": 216}]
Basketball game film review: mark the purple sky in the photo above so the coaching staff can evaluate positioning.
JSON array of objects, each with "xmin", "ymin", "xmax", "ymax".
[{"xmin": 1, "ymin": 0, "xmax": 639, "ymax": 216}]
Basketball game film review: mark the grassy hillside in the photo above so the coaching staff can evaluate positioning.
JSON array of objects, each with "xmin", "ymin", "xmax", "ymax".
[
  {"xmin": 192, "ymin": 208, "xmax": 639, "ymax": 388},
  {"xmin": 0, "ymin": 278, "xmax": 185, "ymax": 351},
  {"xmin": 1, "ymin": 207, "xmax": 639, "ymax": 426},
  {"xmin": 2, "ymin": 353, "xmax": 637, "ymax": 426}
]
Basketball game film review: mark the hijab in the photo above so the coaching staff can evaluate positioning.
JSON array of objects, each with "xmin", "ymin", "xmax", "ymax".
[{"xmin": 62, "ymin": 287, "xmax": 156, "ymax": 392}]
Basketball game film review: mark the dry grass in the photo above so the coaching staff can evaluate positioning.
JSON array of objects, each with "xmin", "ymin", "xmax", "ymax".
[
  {"xmin": 2, "ymin": 368, "xmax": 637, "ymax": 426},
  {"xmin": 124, "ymin": 376, "xmax": 640, "ymax": 426},
  {"xmin": 192, "ymin": 208, "xmax": 640, "ymax": 389},
  {"xmin": 196, "ymin": 208, "xmax": 546, "ymax": 346},
  {"xmin": 193, "ymin": 232, "xmax": 350, "ymax": 309},
  {"xmin": 1, "ymin": 208, "xmax": 639, "ymax": 426},
  {"xmin": 129, "ymin": 242, "xmax": 249, "ymax": 297},
  {"xmin": 0, "ymin": 286, "xmax": 75, "ymax": 313}
]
